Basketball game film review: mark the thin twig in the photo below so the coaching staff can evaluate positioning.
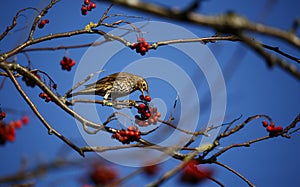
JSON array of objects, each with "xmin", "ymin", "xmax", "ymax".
[
  {"xmin": 211, "ymin": 136, "xmax": 270, "ymax": 159},
  {"xmin": 239, "ymin": 34, "xmax": 300, "ymax": 80},
  {"xmin": 214, "ymin": 161, "xmax": 255, "ymax": 187},
  {"xmin": 262, "ymin": 44, "xmax": 300, "ymax": 63},
  {"xmin": 28, "ymin": 0, "xmax": 60, "ymax": 40},
  {"xmin": 0, "ymin": 7, "xmax": 38, "ymax": 41},
  {"xmin": 97, "ymin": 3, "xmax": 114, "ymax": 25}
]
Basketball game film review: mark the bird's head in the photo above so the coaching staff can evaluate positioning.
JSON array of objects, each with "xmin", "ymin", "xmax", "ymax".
[{"xmin": 137, "ymin": 79, "xmax": 149, "ymax": 96}]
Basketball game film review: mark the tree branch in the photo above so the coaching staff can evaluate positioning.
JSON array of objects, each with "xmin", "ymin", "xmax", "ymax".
[{"xmin": 2, "ymin": 66, "xmax": 84, "ymax": 157}]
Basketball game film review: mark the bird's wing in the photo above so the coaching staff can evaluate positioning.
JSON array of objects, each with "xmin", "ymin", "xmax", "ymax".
[{"xmin": 93, "ymin": 72, "xmax": 130, "ymax": 85}]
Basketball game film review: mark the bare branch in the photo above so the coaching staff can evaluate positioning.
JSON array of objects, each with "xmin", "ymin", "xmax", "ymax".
[
  {"xmin": 0, "ymin": 7, "xmax": 38, "ymax": 41},
  {"xmin": 103, "ymin": 0, "xmax": 300, "ymax": 49},
  {"xmin": 2, "ymin": 66, "xmax": 84, "ymax": 157},
  {"xmin": 0, "ymin": 62, "xmax": 104, "ymax": 130},
  {"xmin": 238, "ymin": 34, "xmax": 300, "ymax": 80},
  {"xmin": 28, "ymin": 0, "xmax": 60, "ymax": 40}
]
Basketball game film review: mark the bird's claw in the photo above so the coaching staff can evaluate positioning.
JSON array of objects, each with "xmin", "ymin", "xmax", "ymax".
[{"xmin": 102, "ymin": 100, "xmax": 113, "ymax": 106}]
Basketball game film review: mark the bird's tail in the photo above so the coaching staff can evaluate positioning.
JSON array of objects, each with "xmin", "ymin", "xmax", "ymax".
[{"xmin": 66, "ymin": 89, "xmax": 96, "ymax": 98}]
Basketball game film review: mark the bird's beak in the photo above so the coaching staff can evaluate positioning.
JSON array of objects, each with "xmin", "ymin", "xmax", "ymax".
[
  {"xmin": 144, "ymin": 88, "xmax": 149, "ymax": 96},
  {"xmin": 141, "ymin": 89, "xmax": 148, "ymax": 96}
]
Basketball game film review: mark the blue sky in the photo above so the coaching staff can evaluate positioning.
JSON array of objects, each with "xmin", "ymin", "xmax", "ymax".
[{"xmin": 0, "ymin": 0, "xmax": 299, "ymax": 187}]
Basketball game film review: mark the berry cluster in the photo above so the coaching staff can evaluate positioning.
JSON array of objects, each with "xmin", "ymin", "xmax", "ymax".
[
  {"xmin": 0, "ymin": 115, "xmax": 29, "ymax": 145},
  {"xmin": 22, "ymin": 71, "xmax": 41, "ymax": 88},
  {"xmin": 89, "ymin": 164, "xmax": 118, "ymax": 185},
  {"xmin": 131, "ymin": 37, "xmax": 150, "ymax": 56},
  {"xmin": 81, "ymin": 0, "xmax": 96, "ymax": 15},
  {"xmin": 0, "ymin": 123, "xmax": 15, "ymax": 144},
  {"xmin": 111, "ymin": 126, "xmax": 141, "ymax": 144},
  {"xmin": 135, "ymin": 95, "xmax": 161, "ymax": 127},
  {"xmin": 0, "ymin": 111, "xmax": 6, "ymax": 120},
  {"xmin": 60, "ymin": 56, "xmax": 76, "ymax": 71},
  {"xmin": 180, "ymin": 160, "xmax": 213, "ymax": 184},
  {"xmin": 38, "ymin": 19, "xmax": 49, "ymax": 29},
  {"xmin": 262, "ymin": 120, "xmax": 283, "ymax": 136},
  {"xmin": 39, "ymin": 92, "xmax": 51, "ymax": 102},
  {"xmin": 135, "ymin": 95, "xmax": 151, "ymax": 120},
  {"xmin": 136, "ymin": 106, "xmax": 161, "ymax": 127}
]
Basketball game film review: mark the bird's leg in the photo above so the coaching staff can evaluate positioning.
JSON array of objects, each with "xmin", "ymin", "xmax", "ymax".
[{"xmin": 102, "ymin": 92, "xmax": 113, "ymax": 106}]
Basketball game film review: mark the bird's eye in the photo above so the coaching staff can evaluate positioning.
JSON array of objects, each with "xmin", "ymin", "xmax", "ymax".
[{"xmin": 142, "ymin": 82, "xmax": 146, "ymax": 88}]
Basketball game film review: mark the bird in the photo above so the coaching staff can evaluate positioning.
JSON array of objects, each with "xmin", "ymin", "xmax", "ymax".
[{"xmin": 67, "ymin": 72, "xmax": 149, "ymax": 102}]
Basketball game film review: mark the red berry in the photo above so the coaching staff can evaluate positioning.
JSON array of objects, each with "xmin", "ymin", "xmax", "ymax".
[
  {"xmin": 52, "ymin": 84, "xmax": 57, "ymax": 89},
  {"xmin": 143, "ymin": 41, "xmax": 149, "ymax": 47},
  {"xmin": 140, "ymin": 47, "xmax": 147, "ymax": 53},
  {"xmin": 90, "ymin": 2, "xmax": 96, "ymax": 9},
  {"xmin": 262, "ymin": 120, "xmax": 268, "ymax": 127},
  {"xmin": 127, "ymin": 126, "xmax": 134, "ymax": 131},
  {"xmin": 84, "ymin": 0, "xmax": 90, "ymax": 5},
  {"xmin": 137, "ymin": 120, "xmax": 144, "ymax": 127},
  {"xmin": 13, "ymin": 120, "xmax": 22, "ymax": 129},
  {"xmin": 81, "ymin": 5, "xmax": 88, "ymax": 15},
  {"xmin": 22, "ymin": 116, "xmax": 29, "ymax": 124},
  {"xmin": 125, "ymin": 130, "xmax": 130, "ymax": 136},
  {"xmin": 275, "ymin": 126, "xmax": 283, "ymax": 132},
  {"xmin": 139, "ymin": 95, "xmax": 144, "ymax": 100},
  {"xmin": 138, "ymin": 42, "xmax": 144, "ymax": 48},
  {"xmin": 143, "ymin": 121, "xmax": 149, "ymax": 126},
  {"xmin": 153, "ymin": 116, "xmax": 159, "ymax": 123},
  {"xmin": 5, "ymin": 125, "xmax": 16, "ymax": 142},
  {"xmin": 145, "ymin": 112, "xmax": 151, "ymax": 118},
  {"xmin": 39, "ymin": 93, "xmax": 46, "ymax": 99},
  {"xmin": 38, "ymin": 23, "xmax": 44, "ymax": 29},
  {"xmin": 144, "ymin": 164, "xmax": 159, "ymax": 176},
  {"xmin": 70, "ymin": 60, "xmax": 76, "ymax": 66},
  {"xmin": 137, "ymin": 107, "xmax": 145, "ymax": 114},
  {"xmin": 133, "ymin": 43, "xmax": 138, "ymax": 48},
  {"xmin": 45, "ymin": 97, "xmax": 51, "ymax": 102},
  {"xmin": 137, "ymin": 37, "xmax": 145, "ymax": 43},
  {"xmin": 119, "ymin": 130, "xmax": 125, "ymax": 135},
  {"xmin": 150, "ymin": 107, "xmax": 157, "ymax": 113},
  {"xmin": 123, "ymin": 136, "xmax": 129, "ymax": 142},
  {"xmin": 82, "ymin": 11, "xmax": 88, "ymax": 15},
  {"xmin": 0, "ymin": 112, "xmax": 6, "ymax": 120},
  {"xmin": 38, "ymin": 20, "xmax": 48, "ymax": 29},
  {"xmin": 87, "ymin": 5, "xmax": 92, "ymax": 11},
  {"xmin": 266, "ymin": 125, "xmax": 275, "ymax": 132},
  {"xmin": 135, "ymin": 130, "xmax": 140, "ymax": 135},
  {"xmin": 138, "ymin": 103, "xmax": 145, "ymax": 109},
  {"xmin": 148, "ymin": 117, "xmax": 155, "ymax": 124},
  {"xmin": 144, "ymin": 95, "xmax": 151, "ymax": 102},
  {"xmin": 63, "ymin": 56, "xmax": 68, "ymax": 62},
  {"xmin": 129, "ymin": 131, "xmax": 135, "ymax": 137}
]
